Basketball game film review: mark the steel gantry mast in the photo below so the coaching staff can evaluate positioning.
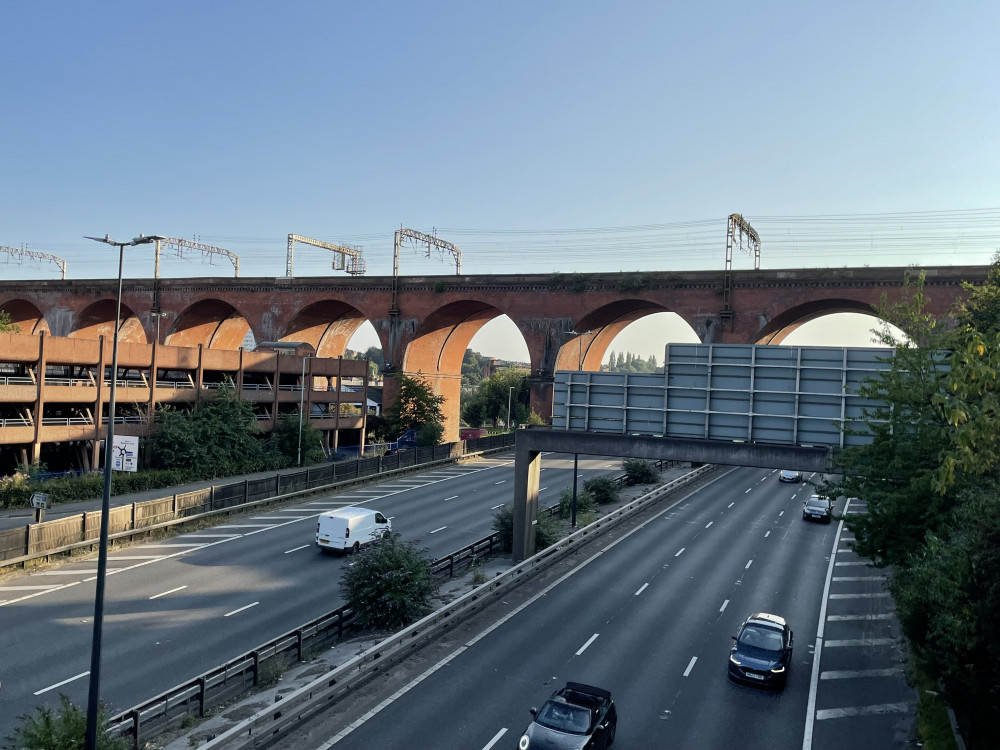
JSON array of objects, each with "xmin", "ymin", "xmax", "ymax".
[
  {"xmin": 721, "ymin": 213, "xmax": 761, "ymax": 326},
  {"xmin": 153, "ymin": 237, "xmax": 240, "ymax": 278},
  {"xmin": 0, "ymin": 244, "xmax": 67, "ymax": 279},
  {"xmin": 285, "ymin": 234, "xmax": 366, "ymax": 278}
]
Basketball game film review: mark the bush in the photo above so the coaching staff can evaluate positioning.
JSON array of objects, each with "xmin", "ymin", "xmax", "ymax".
[
  {"xmin": 584, "ymin": 476, "xmax": 621, "ymax": 505},
  {"xmin": 622, "ymin": 458, "xmax": 659, "ymax": 485},
  {"xmin": 342, "ymin": 533, "xmax": 438, "ymax": 630},
  {"xmin": 556, "ymin": 487, "xmax": 596, "ymax": 519},
  {"xmin": 8, "ymin": 694, "xmax": 129, "ymax": 750},
  {"xmin": 533, "ymin": 510, "xmax": 561, "ymax": 549},
  {"xmin": 493, "ymin": 504, "xmax": 514, "ymax": 552}
]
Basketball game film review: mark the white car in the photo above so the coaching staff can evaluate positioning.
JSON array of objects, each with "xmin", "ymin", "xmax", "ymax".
[{"xmin": 778, "ymin": 469, "xmax": 802, "ymax": 483}]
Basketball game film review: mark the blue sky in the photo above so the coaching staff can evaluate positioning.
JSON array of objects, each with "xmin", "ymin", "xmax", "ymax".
[{"xmin": 2, "ymin": 2, "xmax": 997, "ymax": 358}]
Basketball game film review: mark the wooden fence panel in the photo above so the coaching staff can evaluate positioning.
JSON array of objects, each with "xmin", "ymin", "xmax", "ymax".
[{"xmin": 0, "ymin": 527, "xmax": 26, "ymax": 561}]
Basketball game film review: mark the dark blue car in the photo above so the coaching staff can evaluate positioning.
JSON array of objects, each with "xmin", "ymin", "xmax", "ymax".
[{"xmin": 728, "ymin": 612, "xmax": 793, "ymax": 689}]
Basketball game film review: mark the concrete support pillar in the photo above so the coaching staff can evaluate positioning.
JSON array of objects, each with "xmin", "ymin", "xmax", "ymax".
[{"xmin": 512, "ymin": 437, "xmax": 542, "ymax": 563}]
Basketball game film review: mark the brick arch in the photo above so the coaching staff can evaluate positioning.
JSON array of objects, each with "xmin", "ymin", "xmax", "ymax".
[
  {"xmin": 402, "ymin": 300, "xmax": 523, "ymax": 440},
  {"xmin": 0, "ymin": 299, "xmax": 50, "ymax": 335},
  {"xmin": 71, "ymin": 299, "xmax": 147, "ymax": 344},
  {"xmin": 281, "ymin": 300, "xmax": 369, "ymax": 358},
  {"xmin": 167, "ymin": 299, "xmax": 248, "ymax": 350},
  {"xmin": 754, "ymin": 299, "xmax": 880, "ymax": 344},
  {"xmin": 559, "ymin": 300, "xmax": 673, "ymax": 371}
]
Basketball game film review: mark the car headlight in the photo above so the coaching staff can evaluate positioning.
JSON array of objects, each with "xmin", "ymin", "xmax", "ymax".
[
  {"xmin": 770, "ymin": 665, "xmax": 786, "ymax": 674},
  {"xmin": 519, "ymin": 734, "xmax": 530, "ymax": 749},
  {"xmin": 729, "ymin": 654, "xmax": 741, "ymax": 665}
]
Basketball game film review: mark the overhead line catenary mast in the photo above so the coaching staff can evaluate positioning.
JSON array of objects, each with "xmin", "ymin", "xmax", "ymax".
[
  {"xmin": 153, "ymin": 237, "xmax": 240, "ymax": 278},
  {"xmin": 0, "ymin": 244, "xmax": 67, "ymax": 279},
  {"xmin": 285, "ymin": 234, "xmax": 366, "ymax": 278}
]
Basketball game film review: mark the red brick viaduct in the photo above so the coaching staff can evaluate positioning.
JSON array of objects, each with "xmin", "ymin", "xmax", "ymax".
[{"xmin": 0, "ymin": 265, "xmax": 985, "ymax": 440}]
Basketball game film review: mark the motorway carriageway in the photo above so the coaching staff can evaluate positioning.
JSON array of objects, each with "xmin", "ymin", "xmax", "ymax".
[
  {"xmin": 0, "ymin": 453, "xmax": 622, "ymax": 742},
  {"xmin": 266, "ymin": 467, "xmax": 914, "ymax": 750}
]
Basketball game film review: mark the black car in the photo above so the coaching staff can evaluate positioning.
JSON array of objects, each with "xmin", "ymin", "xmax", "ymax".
[
  {"xmin": 802, "ymin": 494, "xmax": 833, "ymax": 523},
  {"xmin": 518, "ymin": 682, "xmax": 617, "ymax": 750},
  {"xmin": 728, "ymin": 612, "xmax": 793, "ymax": 688}
]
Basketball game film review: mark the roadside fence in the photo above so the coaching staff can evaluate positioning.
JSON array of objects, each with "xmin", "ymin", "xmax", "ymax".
[{"xmin": 0, "ymin": 433, "xmax": 515, "ymax": 570}]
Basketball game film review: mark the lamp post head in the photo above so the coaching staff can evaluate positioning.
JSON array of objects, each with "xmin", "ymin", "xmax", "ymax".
[{"xmin": 130, "ymin": 234, "xmax": 166, "ymax": 246}]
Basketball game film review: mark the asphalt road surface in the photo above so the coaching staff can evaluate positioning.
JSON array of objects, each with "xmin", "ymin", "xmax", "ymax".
[{"xmin": 0, "ymin": 452, "xmax": 623, "ymax": 742}]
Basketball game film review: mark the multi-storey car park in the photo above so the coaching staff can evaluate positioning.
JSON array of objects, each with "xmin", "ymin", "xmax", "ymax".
[{"xmin": 0, "ymin": 331, "xmax": 370, "ymax": 474}]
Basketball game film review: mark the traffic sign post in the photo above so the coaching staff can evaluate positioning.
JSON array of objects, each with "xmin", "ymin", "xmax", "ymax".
[{"xmin": 30, "ymin": 492, "xmax": 49, "ymax": 523}]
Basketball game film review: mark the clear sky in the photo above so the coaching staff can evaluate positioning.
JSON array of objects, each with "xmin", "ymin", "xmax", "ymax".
[{"xmin": 2, "ymin": 2, "xmax": 997, "ymax": 359}]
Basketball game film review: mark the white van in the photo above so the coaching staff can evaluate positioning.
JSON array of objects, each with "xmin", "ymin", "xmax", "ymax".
[{"xmin": 316, "ymin": 507, "xmax": 391, "ymax": 553}]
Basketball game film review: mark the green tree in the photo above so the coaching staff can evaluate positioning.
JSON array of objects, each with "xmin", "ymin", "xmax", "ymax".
[
  {"xmin": 267, "ymin": 413, "xmax": 325, "ymax": 465},
  {"xmin": 149, "ymin": 386, "xmax": 271, "ymax": 475},
  {"xmin": 461, "ymin": 369, "xmax": 529, "ymax": 429},
  {"xmin": 341, "ymin": 534, "xmax": 438, "ymax": 630},
  {"xmin": 384, "ymin": 373, "xmax": 445, "ymax": 441},
  {"xmin": 819, "ymin": 267, "xmax": 1000, "ymax": 747},
  {"xmin": 461, "ymin": 348, "xmax": 490, "ymax": 390},
  {"xmin": 0, "ymin": 309, "xmax": 20, "ymax": 333},
  {"xmin": 7, "ymin": 694, "xmax": 129, "ymax": 750}
]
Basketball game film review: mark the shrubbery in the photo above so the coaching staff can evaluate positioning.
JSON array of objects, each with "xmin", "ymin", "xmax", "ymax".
[
  {"xmin": 341, "ymin": 534, "xmax": 438, "ymax": 630},
  {"xmin": 8, "ymin": 694, "xmax": 128, "ymax": 750},
  {"xmin": 556, "ymin": 487, "xmax": 596, "ymax": 518},
  {"xmin": 583, "ymin": 475, "xmax": 621, "ymax": 504},
  {"xmin": 622, "ymin": 458, "xmax": 659, "ymax": 485}
]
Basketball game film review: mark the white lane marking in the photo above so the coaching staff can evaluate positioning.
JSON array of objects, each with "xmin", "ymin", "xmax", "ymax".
[
  {"xmin": 443, "ymin": 495, "xmax": 458, "ymax": 501},
  {"xmin": 483, "ymin": 728, "xmax": 508, "ymax": 749},
  {"xmin": 429, "ymin": 526, "xmax": 447, "ymax": 534},
  {"xmin": 284, "ymin": 544, "xmax": 310, "ymax": 554},
  {"xmin": 683, "ymin": 656, "xmax": 697, "ymax": 677},
  {"xmin": 539, "ymin": 487, "xmax": 548, "ymax": 492},
  {"xmin": 728, "ymin": 502, "xmax": 735, "ymax": 508},
  {"xmin": 826, "ymin": 613, "xmax": 893, "ymax": 622},
  {"xmin": 104, "ymin": 555, "xmax": 165, "ymax": 560},
  {"xmin": 720, "ymin": 599, "xmax": 729, "ymax": 612},
  {"xmin": 834, "ymin": 561, "xmax": 868, "ymax": 566},
  {"xmin": 779, "ymin": 510, "xmax": 784, "ymax": 517},
  {"xmin": 825, "ymin": 638, "xmax": 896, "ymax": 648},
  {"xmin": 705, "ymin": 521, "xmax": 713, "ymax": 528},
  {"xmin": 35, "ymin": 671, "xmax": 89, "ymax": 695},
  {"xmin": 224, "ymin": 601, "xmax": 260, "ymax": 617},
  {"xmin": 495, "ymin": 480, "xmax": 506, "ymax": 485},
  {"xmin": 150, "ymin": 585, "xmax": 188, "ymax": 600},
  {"xmin": 821, "ymin": 668, "xmax": 904, "ymax": 680},
  {"xmin": 829, "ymin": 592, "xmax": 891, "ymax": 599},
  {"xmin": 832, "ymin": 576, "xmax": 883, "ymax": 582},
  {"xmin": 802, "ymin": 498, "xmax": 849, "ymax": 750},
  {"xmin": 634, "ymin": 583, "xmax": 649, "ymax": 596},
  {"xmin": 675, "ymin": 548, "xmax": 685, "ymax": 557},
  {"xmin": 745, "ymin": 559, "xmax": 753, "ymax": 570},
  {"xmin": 214, "ymin": 524, "xmax": 275, "ymax": 528},
  {"xmin": 38, "ymin": 569, "xmax": 104, "ymax": 575},
  {"xmin": 816, "ymin": 703, "xmax": 910, "ymax": 720},
  {"xmin": 744, "ymin": 488, "xmax": 752, "ymax": 494},
  {"xmin": 491, "ymin": 504, "xmax": 504, "ymax": 510},
  {"xmin": 576, "ymin": 633, "xmax": 599, "ymax": 656},
  {"xmin": 0, "ymin": 585, "xmax": 62, "ymax": 591},
  {"xmin": 764, "ymin": 530, "xmax": 771, "ymax": 538}
]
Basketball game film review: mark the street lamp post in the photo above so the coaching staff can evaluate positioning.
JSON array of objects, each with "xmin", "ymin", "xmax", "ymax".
[
  {"xmin": 565, "ymin": 330, "xmax": 591, "ymax": 527},
  {"xmin": 151, "ymin": 310, "xmax": 169, "ymax": 344},
  {"xmin": 297, "ymin": 355, "xmax": 316, "ymax": 466},
  {"xmin": 507, "ymin": 386, "xmax": 514, "ymax": 432},
  {"xmin": 567, "ymin": 329, "xmax": 592, "ymax": 371},
  {"xmin": 82, "ymin": 234, "xmax": 163, "ymax": 750}
]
